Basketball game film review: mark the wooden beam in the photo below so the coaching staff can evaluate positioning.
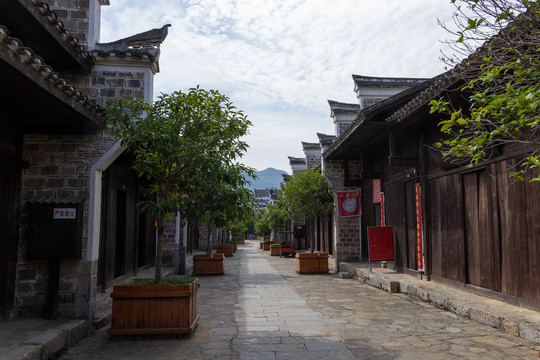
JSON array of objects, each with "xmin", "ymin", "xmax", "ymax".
[
  {"xmin": 361, "ymin": 171, "xmax": 384, "ymax": 179},
  {"xmin": 343, "ymin": 179, "xmax": 362, "ymax": 187},
  {"xmin": 388, "ymin": 156, "xmax": 418, "ymax": 168}
]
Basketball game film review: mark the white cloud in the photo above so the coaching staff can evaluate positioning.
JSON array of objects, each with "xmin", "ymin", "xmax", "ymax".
[{"xmin": 101, "ymin": 0, "xmax": 457, "ymax": 172}]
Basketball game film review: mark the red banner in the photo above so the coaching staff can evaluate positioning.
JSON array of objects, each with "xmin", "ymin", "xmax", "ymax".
[
  {"xmin": 368, "ymin": 226, "xmax": 394, "ymax": 261},
  {"xmin": 336, "ymin": 190, "xmax": 361, "ymax": 217},
  {"xmin": 415, "ymin": 183, "xmax": 425, "ymax": 272},
  {"xmin": 380, "ymin": 192, "xmax": 385, "ymax": 226},
  {"xmin": 373, "ymin": 179, "xmax": 381, "ymax": 203}
]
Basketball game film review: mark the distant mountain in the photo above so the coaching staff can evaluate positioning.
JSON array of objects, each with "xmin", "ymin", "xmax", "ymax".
[{"xmin": 246, "ymin": 167, "xmax": 288, "ymax": 191}]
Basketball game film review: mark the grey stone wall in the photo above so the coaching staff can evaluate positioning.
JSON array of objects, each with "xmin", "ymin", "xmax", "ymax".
[
  {"xmin": 324, "ymin": 158, "xmax": 362, "ymax": 262},
  {"xmin": 306, "ymin": 153, "xmax": 321, "ymax": 169},
  {"xmin": 16, "ymin": 67, "xmax": 147, "ymax": 319},
  {"xmin": 65, "ymin": 69, "xmax": 146, "ymax": 108},
  {"xmin": 197, "ymin": 225, "xmax": 223, "ymax": 253},
  {"xmin": 17, "ymin": 132, "xmax": 114, "ymax": 318},
  {"xmin": 162, "ymin": 219, "xmax": 178, "ymax": 267},
  {"xmin": 44, "ymin": 0, "xmax": 90, "ymax": 47}
]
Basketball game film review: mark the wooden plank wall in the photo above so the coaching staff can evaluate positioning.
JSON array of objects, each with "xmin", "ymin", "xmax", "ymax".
[
  {"xmin": 496, "ymin": 159, "xmax": 540, "ymax": 302},
  {"xmin": 428, "ymin": 157, "xmax": 540, "ymax": 303},
  {"xmin": 385, "ymin": 182, "xmax": 408, "ymax": 269},
  {"xmin": 428, "ymin": 173, "xmax": 465, "ymax": 282}
]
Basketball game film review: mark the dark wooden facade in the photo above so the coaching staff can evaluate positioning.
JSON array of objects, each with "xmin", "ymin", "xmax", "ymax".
[
  {"xmin": 325, "ymin": 76, "xmax": 540, "ymax": 307},
  {"xmin": 428, "ymin": 154, "xmax": 540, "ymax": 305},
  {"xmin": 98, "ymin": 154, "xmax": 156, "ymax": 289},
  {"xmin": 0, "ymin": 133, "xmax": 22, "ymax": 319}
]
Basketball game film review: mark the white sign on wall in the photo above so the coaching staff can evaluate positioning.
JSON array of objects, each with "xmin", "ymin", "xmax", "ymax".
[{"xmin": 53, "ymin": 208, "xmax": 76, "ymax": 219}]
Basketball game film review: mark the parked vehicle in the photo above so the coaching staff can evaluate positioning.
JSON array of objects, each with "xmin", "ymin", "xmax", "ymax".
[{"xmin": 279, "ymin": 241, "xmax": 295, "ymax": 257}]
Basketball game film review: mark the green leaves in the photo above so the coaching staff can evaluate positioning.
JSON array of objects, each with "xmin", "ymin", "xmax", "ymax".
[
  {"xmin": 434, "ymin": 0, "xmax": 540, "ymax": 180},
  {"xmin": 254, "ymin": 204, "xmax": 286, "ymax": 237},
  {"xmin": 108, "ymin": 87, "xmax": 256, "ymax": 278},
  {"xmin": 107, "ymin": 87, "xmax": 254, "ymax": 221},
  {"xmin": 278, "ymin": 168, "xmax": 334, "ymax": 221}
]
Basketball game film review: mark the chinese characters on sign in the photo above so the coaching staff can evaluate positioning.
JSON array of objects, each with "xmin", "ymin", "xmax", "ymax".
[
  {"xmin": 415, "ymin": 183, "xmax": 425, "ymax": 272},
  {"xmin": 336, "ymin": 190, "xmax": 361, "ymax": 217},
  {"xmin": 372, "ymin": 179, "xmax": 381, "ymax": 203},
  {"xmin": 367, "ymin": 226, "xmax": 394, "ymax": 261},
  {"xmin": 53, "ymin": 208, "xmax": 76, "ymax": 219},
  {"xmin": 380, "ymin": 192, "xmax": 385, "ymax": 226}
]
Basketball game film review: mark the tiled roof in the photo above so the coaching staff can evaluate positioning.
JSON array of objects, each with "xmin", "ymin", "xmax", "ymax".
[
  {"xmin": 324, "ymin": 19, "xmax": 521, "ymax": 161},
  {"xmin": 327, "ymin": 100, "xmax": 360, "ymax": 114},
  {"xmin": 324, "ymin": 76, "xmax": 438, "ymax": 158},
  {"xmin": 301, "ymin": 142, "xmax": 320, "ymax": 151},
  {"xmin": 352, "ymin": 74, "xmax": 428, "ymax": 88},
  {"xmin": 317, "ymin": 133, "xmax": 336, "ymax": 146},
  {"xmin": 0, "ymin": 25, "xmax": 106, "ymax": 120},
  {"xmin": 288, "ymin": 156, "xmax": 306, "ymax": 165},
  {"xmin": 92, "ymin": 25, "xmax": 171, "ymax": 64},
  {"xmin": 30, "ymin": 0, "xmax": 93, "ymax": 62}
]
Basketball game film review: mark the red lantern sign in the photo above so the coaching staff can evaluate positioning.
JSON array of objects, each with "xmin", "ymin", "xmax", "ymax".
[{"xmin": 336, "ymin": 190, "xmax": 361, "ymax": 217}]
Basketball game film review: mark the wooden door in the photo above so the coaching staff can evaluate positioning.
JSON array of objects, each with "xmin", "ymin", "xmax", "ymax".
[
  {"xmin": 0, "ymin": 140, "xmax": 20, "ymax": 315},
  {"xmin": 428, "ymin": 174, "xmax": 466, "ymax": 282},
  {"xmin": 463, "ymin": 169, "xmax": 500, "ymax": 291}
]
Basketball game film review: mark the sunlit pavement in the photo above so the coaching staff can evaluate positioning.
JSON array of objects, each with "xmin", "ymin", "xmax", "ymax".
[{"xmin": 56, "ymin": 241, "xmax": 538, "ymax": 359}]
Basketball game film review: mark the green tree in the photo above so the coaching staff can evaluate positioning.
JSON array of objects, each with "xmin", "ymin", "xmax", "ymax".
[
  {"xmin": 187, "ymin": 174, "xmax": 254, "ymax": 253},
  {"xmin": 279, "ymin": 168, "xmax": 334, "ymax": 250},
  {"xmin": 431, "ymin": 0, "xmax": 540, "ymax": 180},
  {"xmin": 107, "ymin": 87, "xmax": 254, "ymax": 282},
  {"xmin": 253, "ymin": 204, "xmax": 286, "ymax": 241}
]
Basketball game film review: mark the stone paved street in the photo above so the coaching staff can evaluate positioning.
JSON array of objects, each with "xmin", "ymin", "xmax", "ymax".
[{"xmin": 57, "ymin": 241, "xmax": 538, "ymax": 359}]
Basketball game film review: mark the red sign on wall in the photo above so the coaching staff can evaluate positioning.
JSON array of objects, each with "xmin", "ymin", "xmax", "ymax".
[
  {"xmin": 336, "ymin": 190, "xmax": 361, "ymax": 217},
  {"xmin": 380, "ymin": 192, "xmax": 385, "ymax": 226},
  {"xmin": 373, "ymin": 179, "xmax": 381, "ymax": 204},
  {"xmin": 415, "ymin": 183, "xmax": 425, "ymax": 272},
  {"xmin": 368, "ymin": 226, "xmax": 394, "ymax": 261}
]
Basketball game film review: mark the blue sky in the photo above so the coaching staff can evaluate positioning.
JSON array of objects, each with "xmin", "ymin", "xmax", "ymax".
[{"xmin": 101, "ymin": 1, "xmax": 457, "ymax": 173}]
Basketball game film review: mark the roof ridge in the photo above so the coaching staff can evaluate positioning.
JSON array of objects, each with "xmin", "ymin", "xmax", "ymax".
[{"xmin": 0, "ymin": 25, "xmax": 105, "ymax": 119}]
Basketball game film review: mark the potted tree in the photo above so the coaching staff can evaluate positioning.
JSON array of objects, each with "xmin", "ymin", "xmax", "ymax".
[
  {"xmin": 190, "ymin": 167, "xmax": 254, "ymax": 273},
  {"xmin": 254, "ymin": 204, "xmax": 285, "ymax": 251},
  {"xmin": 106, "ymin": 87, "xmax": 253, "ymax": 335},
  {"xmin": 279, "ymin": 168, "xmax": 334, "ymax": 274}
]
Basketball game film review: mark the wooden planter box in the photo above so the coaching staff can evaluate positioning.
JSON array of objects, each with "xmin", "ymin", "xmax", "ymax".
[
  {"xmin": 237, "ymin": 239, "xmax": 245, "ymax": 244},
  {"xmin": 263, "ymin": 242, "xmax": 271, "ymax": 251},
  {"xmin": 228, "ymin": 243, "xmax": 237, "ymax": 252},
  {"xmin": 296, "ymin": 253, "xmax": 329, "ymax": 274},
  {"xmin": 192, "ymin": 254, "xmax": 225, "ymax": 275},
  {"xmin": 259, "ymin": 241, "xmax": 263, "ymax": 249},
  {"xmin": 216, "ymin": 244, "xmax": 234, "ymax": 257},
  {"xmin": 108, "ymin": 280, "xmax": 199, "ymax": 336},
  {"xmin": 270, "ymin": 244, "xmax": 280, "ymax": 256}
]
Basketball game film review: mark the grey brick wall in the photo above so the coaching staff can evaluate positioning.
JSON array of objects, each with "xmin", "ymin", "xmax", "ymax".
[
  {"xmin": 324, "ymin": 159, "xmax": 362, "ymax": 263},
  {"xmin": 162, "ymin": 220, "xmax": 178, "ymax": 267},
  {"xmin": 16, "ymin": 66, "xmax": 147, "ymax": 319},
  {"xmin": 44, "ymin": 0, "xmax": 91, "ymax": 47}
]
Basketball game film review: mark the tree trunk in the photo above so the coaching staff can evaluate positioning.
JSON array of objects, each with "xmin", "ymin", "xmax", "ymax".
[
  {"xmin": 308, "ymin": 218, "xmax": 314, "ymax": 253},
  {"xmin": 207, "ymin": 225, "xmax": 213, "ymax": 255},
  {"xmin": 155, "ymin": 216, "xmax": 164, "ymax": 284}
]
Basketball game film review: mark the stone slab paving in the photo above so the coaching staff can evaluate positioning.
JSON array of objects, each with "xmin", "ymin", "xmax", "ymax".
[{"xmin": 54, "ymin": 241, "xmax": 538, "ymax": 360}]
